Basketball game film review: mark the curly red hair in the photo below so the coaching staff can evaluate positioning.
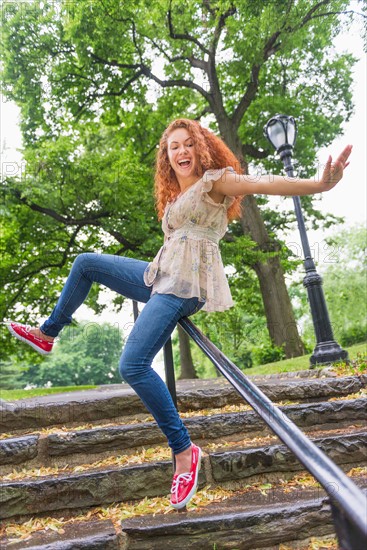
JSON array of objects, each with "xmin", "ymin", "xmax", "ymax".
[{"xmin": 154, "ymin": 118, "xmax": 244, "ymax": 221}]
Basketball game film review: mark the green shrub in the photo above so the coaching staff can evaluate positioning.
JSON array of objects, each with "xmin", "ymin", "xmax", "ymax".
[
  {"xmin": 252, "ymin": 342, "xmax": 286, "ymax": 365},
  {"xmin": 339, "ymin": 324, "xmax": 367, "ymax": 347},
  {"xmin": 233, "ymin": 349, "xmax": 253, "ymax": 370}
]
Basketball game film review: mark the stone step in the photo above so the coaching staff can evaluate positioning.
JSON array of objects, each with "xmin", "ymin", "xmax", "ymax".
[
  {"xmin": 119, "ymin": 477, "xmax": 367, "ymax": 550},
  {"xmin": 209, "ymin": 429, "xmax": 367, "ymax": 484},
  {"xmin": 1, "ymin": 428, "xmax": 365, "ymax": 520},
  {"xmin": 0, "ymin": 519, "xmax": 120, "ymax": 549},
  {"xmin": 1, "ymin": 477, "xmax": 365, "ymax": 550},
  {"xmin": 0, "ymin": 398, "xmax": 365, "ymax": 471},
  {"xmin": 1, "ymin": 375, "xmax": 365, "ymax": 433}
]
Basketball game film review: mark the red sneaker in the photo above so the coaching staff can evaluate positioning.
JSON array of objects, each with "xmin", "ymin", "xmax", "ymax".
[
  {"xmin": 170, "ymin": 443, "xmax": 202, "ymax": 509},
  {"xmin": 7, "ymin": 323, "xmax": 54, "ymax": 355}
]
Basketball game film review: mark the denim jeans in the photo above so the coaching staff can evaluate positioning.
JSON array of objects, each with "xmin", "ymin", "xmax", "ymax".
[{"xmin": 40, "ymin": 253, "xmax": 205, "ymax": 454}]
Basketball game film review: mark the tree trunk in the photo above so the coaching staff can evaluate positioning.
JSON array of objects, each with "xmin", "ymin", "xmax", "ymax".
[
  {"xmin": 177, "ymin": 325, "xmax": 198, "ymax": 379},
  {"xmin": 220, "ymin": 126, "xmax": 305, "ymax": 358},
  {"xmin": 240, "ymin": 196, "xmax": 305, "ymax": 357}
]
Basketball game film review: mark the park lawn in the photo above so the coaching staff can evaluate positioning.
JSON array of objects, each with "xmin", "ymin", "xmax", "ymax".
[
  {"xmin": 245, "ymin": 341, "xmax": 366, "ymax": 377},
  {"xmin": 1, "ymin": 385, "xmax": 98, "ymax": 401},
  {"xmin": 1, "ymin": 342, "xmax": 366, "ymax": 401}
]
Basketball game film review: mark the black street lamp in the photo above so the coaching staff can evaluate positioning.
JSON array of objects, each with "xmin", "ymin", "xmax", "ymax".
[{"xmin": 264, "ymin": 114, "xmax": 349, "ymax": 367}]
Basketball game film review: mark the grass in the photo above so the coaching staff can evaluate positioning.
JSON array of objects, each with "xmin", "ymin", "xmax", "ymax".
[
  {"xmin": 1, "ymin": 342, "xmax": 366, "ymax": 401},
  {"xmin": 244, "ymin": 341, "xmax": 367, "ymax": 377},
  {"xmin": 0, "ymin": 385, "xmax": 97, "ymax": 401}
]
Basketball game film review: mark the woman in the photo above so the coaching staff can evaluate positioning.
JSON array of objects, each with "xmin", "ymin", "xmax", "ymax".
[{"xmin": 7, "ymin": 118, "xmax": 351, "ymax": 510}]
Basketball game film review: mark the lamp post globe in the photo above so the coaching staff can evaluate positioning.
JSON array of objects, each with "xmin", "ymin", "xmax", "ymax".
[
  {"xmin": 264, "ymin": 114, "xmax": 348, "ymax": 368},
  {"xmin": 264, "ymin": 114, "xmax": 297, "ymax": 152}
]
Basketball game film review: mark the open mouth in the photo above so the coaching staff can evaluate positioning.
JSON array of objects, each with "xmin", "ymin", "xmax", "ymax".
[{"xmin": 178, "ymin": 159, "xmax": 191, "ymax": 169}]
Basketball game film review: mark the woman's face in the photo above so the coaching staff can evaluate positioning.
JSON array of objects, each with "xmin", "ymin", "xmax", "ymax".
[{"xmin": 167, "ymin": 128, "xmax": 199, "ymax": 183}]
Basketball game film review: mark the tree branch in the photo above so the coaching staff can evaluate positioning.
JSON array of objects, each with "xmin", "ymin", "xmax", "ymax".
[
  {"xmin": 146, "ymin": 37, "xmax": 208, "ymax": 72},
  {"xmin": 7, "ymin": 278, "xmax": 33, "ymax": 313},
  {"xmin": 231, "ymin": 31, "xmax": 281, "ymax": 129},
  {"xmin": 230, "ymin": 1, "xmax": 360, "ymax": 130},
  {"xmin": 12, "ymin": 189, "xmax": 140, "ymax": 250},
  {"xmin": 73, "ymin": 69, "xmax": 145, "ymax": 120},
  {"xmin": 242, "ymin": 144, "xmax": 270, "ymax": 160},
  {"xmin": 201, "ymin": 5, "xmax": 237, "ymax": 123},
  {"xmin": 73, "ymin": 53, "xmax": 211, "ymax": 118},
  {"xmin": 202, "ymin": 0, "xmax": 217, "ymax": 18},
  {"xmin": 141, "ymin": 65, "xmax": 211, "ymax": 102},
  {"xmin": 100, "ymin": 226, "xmax": 135, "ymax": 249},
  {"xmin": 300, "ymin": 9, "xmax": 366, "ymax": 25},
  {"xmin": 13, "ymin": 190, "xmax": 110, "ymax": 225},
  {"xmin": 194, "ymin": 105, "xmax": 213, "ymax": 120},
  {"xmin": 285, "ymin": 1, "xmax": 365, "ymax": 32},
  {"xmin": 10, "ymin": 227, "xmax": 82, "ymax": 284},
  {"xmin": 297, "ymin": 0, "xmax": 332, "ymax": 25},
  {"xmin": 53, "ymin": 72, "xmax": 97, "ymax": 85},
  {"xmin": 167, "ymin": 1, "xmax": 210, "ymax": 55},
  {"xmin": 90, "ymin": 52, "xmax": 141, "ymax": 71},
  {"xmin": 210, "ymin": 5, "xmax": 236, "ymax": 56}
]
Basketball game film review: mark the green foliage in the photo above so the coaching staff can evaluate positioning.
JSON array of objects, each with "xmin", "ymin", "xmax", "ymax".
[
  {"xmin": 0, "ymin": 359, "xmax": 27, "ymax": 390},
  {"xmin": 339, "ymin": 325, "xmax": 367, "ymax": 347},
  {"xmin": 0, "ymin": 0, "xmax": 361, "ymax": 363},
  {"xmin": 0, "ymin": 127, "xmax": 160, "ymax": 353},
  {"xmin": 290, "ymin": 224, "xmax": 367, "ymax": 347},
  {"xmin": 16, "ymin": 321, "xmax": 124, "ymax": 388},
  {"xmin": 251, "ymin": 341, "xmax": 286, "ymax": 366}
]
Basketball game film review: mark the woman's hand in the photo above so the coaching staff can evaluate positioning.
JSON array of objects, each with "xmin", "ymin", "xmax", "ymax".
[{"xmin": 319, "ymin": 145, "xmax": 352, "ymax": 192}]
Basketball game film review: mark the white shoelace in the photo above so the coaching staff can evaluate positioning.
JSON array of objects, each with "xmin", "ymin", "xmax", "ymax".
[{"xmin": 171, "ymin": 472, "xmax": 193, "ymax": 501}]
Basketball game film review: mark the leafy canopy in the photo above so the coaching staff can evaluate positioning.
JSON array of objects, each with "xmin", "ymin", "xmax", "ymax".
[{"xmin": 0, "ymin": 0, "xmax": 362, "ymax": 359}]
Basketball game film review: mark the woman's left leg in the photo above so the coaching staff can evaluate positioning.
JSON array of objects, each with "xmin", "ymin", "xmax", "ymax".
[{"xmin": 119, "ymin": 292, "xmax": 203, "ymax": 459}]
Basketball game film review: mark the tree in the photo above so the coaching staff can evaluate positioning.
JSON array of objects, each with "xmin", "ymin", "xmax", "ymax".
[
  {"xmin": 22, "ymin": 321, "xmax": 124, "ymax": 387},
  {"xmin": 1, "ymin": 0, "xmax": 364, "ymax": 361},
  {"xmin": 290, "ymin": 224, "xmax": 367, "ymax": 348},
  {"xmin": 177, "ymin": 325, "xmax": 198, "ymax": 379},
  {"xmin": 0, "ymin": 359, "xmax": 26, "ymax": 390}
]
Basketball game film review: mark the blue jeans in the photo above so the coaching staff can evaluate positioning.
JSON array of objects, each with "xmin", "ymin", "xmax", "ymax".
[{"xmin": 40, "ymin": 253, "xmax": 205, "ymax": 454}]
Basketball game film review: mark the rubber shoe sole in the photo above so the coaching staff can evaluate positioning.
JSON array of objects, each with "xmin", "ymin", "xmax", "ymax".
[{"xmin": 7, "ymin": 324, "xmax": 53, "ymax": 355}]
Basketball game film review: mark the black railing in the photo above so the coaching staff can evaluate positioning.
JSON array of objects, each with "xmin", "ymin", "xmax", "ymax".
[
  {"xmin": 171, "ymin": 315, "xmax": 366, "ymax": 549},
  {"xmin": 132, "ymin": 300, "xmax": 366, "ymax": 547}
]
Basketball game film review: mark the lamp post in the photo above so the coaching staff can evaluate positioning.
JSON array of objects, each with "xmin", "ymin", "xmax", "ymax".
[{"xmin": 264, "ymin": 114, "xmax": 349, "ymax": 367}]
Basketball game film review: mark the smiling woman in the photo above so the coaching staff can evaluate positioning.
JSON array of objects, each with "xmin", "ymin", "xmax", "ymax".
[
  {"xmin": 154, "ymin": 118, "xmax": 245, "ymax": 221},
  {"xmin": 167, "ymin": 128, "xmax": 235, "ymax": 205},
  {"xmin": 147, "ymin": 116, "xmax": 351, "ymax": 312},
  {"xmin": 7, "ymin": 117, "xmax": 351, "ymax": 512}
]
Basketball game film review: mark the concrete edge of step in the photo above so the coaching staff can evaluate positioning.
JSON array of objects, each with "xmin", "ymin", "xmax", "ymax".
[
  {"xmin": 0, "ymin": 429, "xmax": 366, "ymax": 522},
  {"xmin": 0, "ymin": 398, "xmax": 366, "ymax": 472},
  {"xmin": 1, "ymin": 366, "xmax": 363, "ymax": 409},
  {"xmin": 1, "ymin": 372, "xmax": 365, "ymax": 412},
  {"xmin": 117, "ymin": 477, "xmax": 367, "ymax": 550},
  {"xmin": 1, "ymin": 477, "xmax": 366, "ymax": 550},
  {"xmin": 0, "ymin": 519, "xmax": 121, "ymax": 550}
]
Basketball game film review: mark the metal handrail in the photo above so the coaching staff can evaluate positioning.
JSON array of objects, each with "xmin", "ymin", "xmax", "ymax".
[
  {"xmin": 175, "ymin": 316, "xmax": 367, "ymax": 548},
  {"xmin": 131, "ymin": 298, "xmax": 366, "ymax": 545}
]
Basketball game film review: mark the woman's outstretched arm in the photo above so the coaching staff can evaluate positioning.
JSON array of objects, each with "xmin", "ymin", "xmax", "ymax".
[{"xmin": 214, "ymin": 145, "xmax": 352, "ymax": 197}]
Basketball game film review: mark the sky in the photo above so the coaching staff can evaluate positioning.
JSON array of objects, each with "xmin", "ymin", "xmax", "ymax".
[
  {"xmin": 268, "ymin": 29, "xmax": 366, "ymax": 272},
  {"xmin": 1, "ymin": 6, "xmax": 365, "ymax": 378}
]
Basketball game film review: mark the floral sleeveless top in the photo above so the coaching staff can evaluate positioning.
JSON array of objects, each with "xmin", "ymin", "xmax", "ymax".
[{"xmin": 143, "ymin": 167, "xmax": 236, "ymax": 312}]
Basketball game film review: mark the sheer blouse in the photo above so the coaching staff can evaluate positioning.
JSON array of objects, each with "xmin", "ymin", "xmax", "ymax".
[{"xmin": 143, "ymin": 167, "xmax": 236, "ymax": 312}]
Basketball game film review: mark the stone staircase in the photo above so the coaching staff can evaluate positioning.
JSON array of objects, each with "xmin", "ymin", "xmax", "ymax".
[{"xmin": 0, "ymin": 368, "xmax": 366, "ymax": 549}]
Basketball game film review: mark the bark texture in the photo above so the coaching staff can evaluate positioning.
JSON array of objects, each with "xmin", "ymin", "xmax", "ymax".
[
  {"xmin": 177, "ymin": 324, "xmax": 198, "ymax": 379},
  {"xmin": 223, "ymin": 132, "xmax": 305, "ymax": 358}
]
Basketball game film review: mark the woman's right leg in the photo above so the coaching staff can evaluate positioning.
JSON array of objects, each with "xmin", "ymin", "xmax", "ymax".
[{"xmin": 40, "ymin": 253, "xmax": 152, "ymax": 337}]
